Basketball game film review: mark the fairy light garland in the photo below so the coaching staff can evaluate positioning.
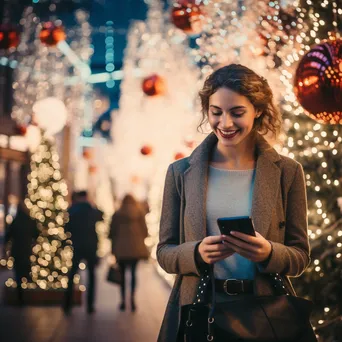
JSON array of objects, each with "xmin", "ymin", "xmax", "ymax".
[{"xmin": 273, "ymin": 0, "xmax": 342, "ymax": 333}]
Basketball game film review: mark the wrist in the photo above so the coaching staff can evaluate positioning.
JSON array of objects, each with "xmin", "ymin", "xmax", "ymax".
[
  {"xmin": 195, "ymin": 241, "xmax": 208, "ymax": 268},
  {"xmin": 260, "ymin": 241, "xmax": 273, "ymax": 265}
]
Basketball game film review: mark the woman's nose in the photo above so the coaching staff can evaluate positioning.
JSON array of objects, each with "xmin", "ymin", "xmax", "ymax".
[{"xmin": 221, "ymin": 113, "xmax": 234, "ymax": 128}]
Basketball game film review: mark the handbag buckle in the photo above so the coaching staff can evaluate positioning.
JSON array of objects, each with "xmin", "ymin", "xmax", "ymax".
[{"xmin": 223, "ymin": 279, "xmax": 244, "ymax": 295}]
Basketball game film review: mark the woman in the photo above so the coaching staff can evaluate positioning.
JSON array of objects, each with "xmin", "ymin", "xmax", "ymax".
[
  {"xmin": 157, "ymin": 64, "xmax": 312, "ymax": 341},
  {"xmin": 109, "ymin": 194, "xmax": 149, "ymax": 312}
]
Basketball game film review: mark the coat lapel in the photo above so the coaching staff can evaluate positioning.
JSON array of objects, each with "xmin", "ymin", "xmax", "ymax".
[
  {"xmin": 183, "ymin": 132, "xmax": 281, "ymax": 241},
  {"xmin": 183, "ymin": 134, "xmax": 217, "ymax": 241},
  {"xmin": 251, "ymin": 153, "xmax": 281, "ymax": 237}
]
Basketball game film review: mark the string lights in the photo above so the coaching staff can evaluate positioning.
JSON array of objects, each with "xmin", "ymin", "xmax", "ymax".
[
  {"xmin": 105, "ymin": 20, "xmax": 115, "ymax": 89},
  {"xmin": 26, "ymin": 134, "xmax": 71, "ymax": 290},
  {"xmin": 5, "ymin": 134, "xmax": 77, "ymax": 291},
  {"xmin": 268, "ymin": 0, "xmax": 342, "ymax": 336},
  {"xmin": 11, "ymin": 7, "xmax": 93, "ymax": 129}
]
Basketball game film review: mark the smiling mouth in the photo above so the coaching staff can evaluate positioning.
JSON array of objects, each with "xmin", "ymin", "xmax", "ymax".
[{"xmin": 218, "ymin": 129, "xmax": 240, "ymax": 139}]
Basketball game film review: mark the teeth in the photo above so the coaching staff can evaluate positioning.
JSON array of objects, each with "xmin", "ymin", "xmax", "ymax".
[{"xmin": 220, "ymin": 130, "xmax": 237, "ymax": 136}]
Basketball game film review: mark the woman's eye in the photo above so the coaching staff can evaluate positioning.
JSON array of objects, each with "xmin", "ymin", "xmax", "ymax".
[
  {"xmin": 232, "ymin": 112, "xmax": 245, "ymax": 116},
  {"xmin": 211, "ymin": 112, "xmax": 222, "ymax": 116}
]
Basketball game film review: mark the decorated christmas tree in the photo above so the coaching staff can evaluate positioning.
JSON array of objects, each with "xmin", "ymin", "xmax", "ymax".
[
  {"xmin": 24, "ymin": 133, "xmax": 72, "ymax": 291},
  {"xmin": 186, "ymin": 0, "xmax": 342, "ymax": 339},
  {"xmin": 267, "ymin": 0, "xmax": 342, "ymax": 340}
]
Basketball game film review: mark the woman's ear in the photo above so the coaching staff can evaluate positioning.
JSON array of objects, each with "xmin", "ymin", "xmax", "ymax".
[{"xmin": 255, "ymin": 111, "xmax": 262, "ymax": 119}]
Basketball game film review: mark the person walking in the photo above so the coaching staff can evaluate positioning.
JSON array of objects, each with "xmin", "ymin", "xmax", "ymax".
[
  {"xmin": 63, "ymin": 191, "xmax": 103, "ymax": 314},
  {"xmin": 4, "ymin": 200, "xmax": 39, "ymax": 305},
  {"xmin": 109, "ymin": 194, "xmax": 149, "ymax": 312},
  {"xmin": 157, "ymin": 64, "xmax": 316, "ymax": 341}
]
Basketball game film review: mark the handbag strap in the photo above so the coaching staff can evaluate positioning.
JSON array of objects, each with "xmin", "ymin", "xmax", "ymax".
[{"xmin": 270, "ymin": 273, "xmax": 291, "ymax": 296}]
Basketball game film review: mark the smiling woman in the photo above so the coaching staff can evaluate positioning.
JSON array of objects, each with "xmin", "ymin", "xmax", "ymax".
[
  {"xmin": 198, "ymin": 64, "xmax": 282, "ymax": 143},
  {"xmin": 208, "ymin": 88, "xmax": 261, "ymax": 160},
  {"xmin": 156, "ymin": 64, "xmax": 316, "ymax": 342}
]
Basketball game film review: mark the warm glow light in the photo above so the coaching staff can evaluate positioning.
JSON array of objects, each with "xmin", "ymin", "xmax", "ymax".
[{"xmin": 33, "ymin": 97, "xmax": 67, "ymax": 135}]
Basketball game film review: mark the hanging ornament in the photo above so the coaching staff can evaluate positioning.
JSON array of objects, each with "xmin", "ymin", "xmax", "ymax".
[
  {"xmin": 142, "ymin": 74, "xmax": 165, "ymax": 96},
  {"xmin": 88, "ymin": 165, "xmax": 97, "ymax": 174},
  {"xmin": 82, "ymin": 147, "xmax": 94, "ymax": 160},
  {"xmin": 171, "ymin": 0, "xmax": 204, "ymax": 36},
  {"xmin": 39, "ymin": 22, "xmax": 66, "ymax": 46},
  {"xmin": 16, "ymin": 124, "xmax": 27, "ymax": 136},
  {"xmin": 174, "ymin": 152, "xmax": 185, "ymax": 160},
  {"xmin": 140, "ymin": 145, "xmax": 153, "ymax": 156},
  {"xmin": 184, "ymin": 139, "xmax": 195, "ymax": 149},
  {"xmin": 294, "ymin": 38, "xmax": 342, "ymax": 125},
  {"xmin": 0, "ymin": 24, "xmax": 19, "ymax": 50}
]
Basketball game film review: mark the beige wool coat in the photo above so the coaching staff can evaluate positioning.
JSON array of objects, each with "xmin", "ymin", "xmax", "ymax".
[{"xmin": 156, "ymin": 132, "xmax": 310, "ymax": 342}]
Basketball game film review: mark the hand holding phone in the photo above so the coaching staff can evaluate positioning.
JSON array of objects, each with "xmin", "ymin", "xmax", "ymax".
[
  {"xmin": 217, "ymin": 217, "xmax": 273, "ymax": 263},
  {"xmin": 197, "ymin": 235, "xmax": 235, "ymax": 265},
  {"xmin": 217, "ymin": 216, "xmax": 256, "ymax": 237}
]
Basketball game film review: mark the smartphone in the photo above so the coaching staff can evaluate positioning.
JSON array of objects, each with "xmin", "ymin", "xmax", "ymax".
[{"xmin": 217, "ymin": 216, "xmax": 256, "ymax": 237}]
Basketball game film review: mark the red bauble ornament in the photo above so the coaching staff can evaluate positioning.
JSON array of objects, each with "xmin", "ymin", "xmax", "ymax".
[
  {"xmin": 39, "ymin": 22, "xmax": 66, "ymax": 46},
  {"xmin": 0, "ymin": 25, "xmax": 19, "ymax": 50},
  {"xmin": 184, "ymin": 139, "xmax": 195, "ymax": 149},
  {"xmin": 140, "ymin": 145, "xmax": 153, "ymax": 156},
  {"xmin": 142, "ymin": 74, "xmax": 165, "ymax": 96},
  {"xmin": 174, "ymin": 152, "xmax": 185, "ymax": 160},
  {"xmin": 82, "ymin": 147, "xmax": 93, "ymax": 160},
  {"xmin": 16, "ymin": 124, "xmax": 27, "ymax": 136},
  {"xmin": 171, "ymin": 1, "xmax": 204, "ymax": 35},
  {"xmin": 88, "ymin": 165, "xmax": 97, "ymax": 174},
  {"xmin": 294, "ymin": 38, "xmax": 342, "ymax": 125}
]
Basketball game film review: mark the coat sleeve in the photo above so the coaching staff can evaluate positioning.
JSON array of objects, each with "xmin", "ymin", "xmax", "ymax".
[
  {"xmin": 258, "ymin": 163, "xmax": 310, "ymax": 277},
  {"xmin": 157, "ymin": 164, "xmax": 202, "ymax": 276}
]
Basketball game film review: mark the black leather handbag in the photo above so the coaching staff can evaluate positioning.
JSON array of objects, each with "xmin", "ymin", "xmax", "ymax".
[
  {"xmin": 180, "ymin": 268, "xmax": 317, "ymax": 342},
  {"xmin": 106, "ymin": 262, "xmax": 122, "ymax": 285}
]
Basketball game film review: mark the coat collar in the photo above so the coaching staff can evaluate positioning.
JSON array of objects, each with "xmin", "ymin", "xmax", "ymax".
[
  {"xmin": 188, "ymin": 132, "xmax": 280, "ymax": 166},
  {"xmin": 184, "ymin": 132, "xmax": 281, "ymax": 240}
]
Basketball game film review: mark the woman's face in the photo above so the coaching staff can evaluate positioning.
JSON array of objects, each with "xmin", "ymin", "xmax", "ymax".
[{"xmin": 208, "ymin": 87, "xmax": 260, "ymax": 149}]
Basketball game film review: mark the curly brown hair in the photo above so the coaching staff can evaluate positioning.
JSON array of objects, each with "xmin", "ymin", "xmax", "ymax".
[{"xmin": 198, "ymin": 64, "xmax": 282, "ymax": 141}]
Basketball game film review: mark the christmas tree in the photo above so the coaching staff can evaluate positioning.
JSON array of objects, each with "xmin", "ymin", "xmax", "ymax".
[
  {"xmin": 191, "ymin": 0, "xmax": 342, "ymax": 339},
  {"xmin": 24, "ymin": 133, "xmax": 72, "ymax": 291},
  {"xmin": 268, "ymin": 0, "xmax": 342, "ymax": 340}
]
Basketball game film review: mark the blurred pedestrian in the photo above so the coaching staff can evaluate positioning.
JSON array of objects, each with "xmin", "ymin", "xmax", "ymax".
[
  {"xmin": 4, "ymin": 200, "xmax": 39, "ymax": 305},
  {"xmin": 63, "ymin": 191, "xmax": 103, "ymax": 314},
  {"xmin": 109, "ymin": 194, "xmax": 149, "ymax": 312}
]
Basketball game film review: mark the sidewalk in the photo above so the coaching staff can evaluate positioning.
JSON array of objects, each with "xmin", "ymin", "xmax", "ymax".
[{"xmin": 0, "ymin": 260, "xmax": 171, "ymax": 342}]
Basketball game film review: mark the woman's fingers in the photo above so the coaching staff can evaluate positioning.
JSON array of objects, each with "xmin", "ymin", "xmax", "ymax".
[
  {"xmin": 199, "ymin": 236, "xmax": 236, "ymax": 264},
  {"xmin": 203, "ymin": 235, "xmax": 225, "ymax": 245},
  {"xmin": 208, "ymin": 252, "xmax": 234, "ymax": 263},
  {"xmin": 208, "ymin": 250, "xmax": 234, "ymax": 259},
  {"xmin": 205, "ymin": 242, "xmax": 231, "ymax": 253},
  {"xmin": 224, "ymin": 235, "xmax": 259, "ymax": 252}
]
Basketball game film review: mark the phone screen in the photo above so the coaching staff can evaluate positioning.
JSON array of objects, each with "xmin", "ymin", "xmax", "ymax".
[{"xmin": 217, "ymin": 216, "xmax": 256, "ymax": 237}]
